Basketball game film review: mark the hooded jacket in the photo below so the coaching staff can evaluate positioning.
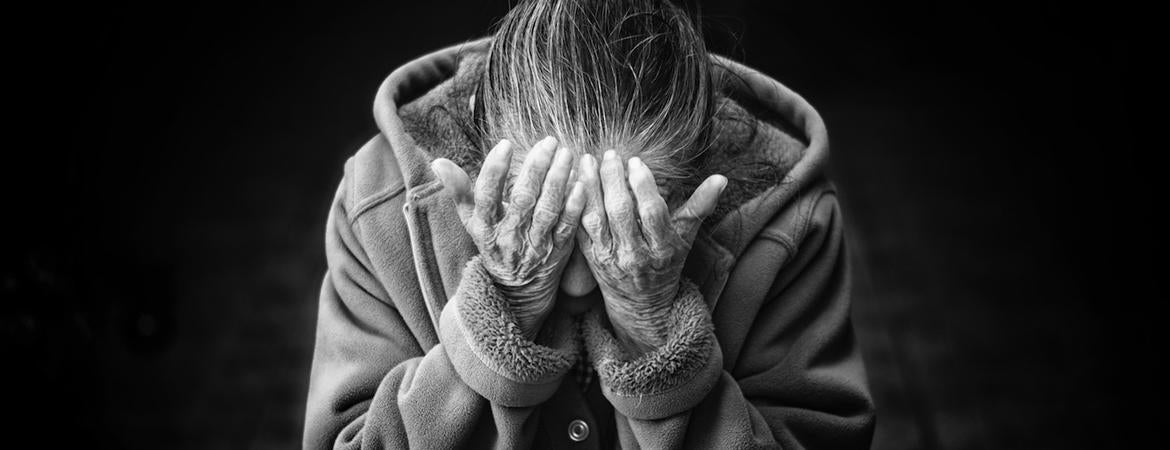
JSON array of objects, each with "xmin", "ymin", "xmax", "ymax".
[{"xmin": 303, "ymin": 38, "xmax": 875, "ymax": 449}]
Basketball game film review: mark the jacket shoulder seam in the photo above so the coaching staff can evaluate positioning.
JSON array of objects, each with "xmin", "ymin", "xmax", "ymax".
[
  {"xmin": 344, "ymin": 135, "xmax": 409, "ymax": 224},
  {"xmin": 757, "ymin": 181, "xmax": 836, "ymax": 248},
  {"xmin": 349, "ymin": 181, "xmax": 406, "ymax": 224},
  {"xmin": 755, "ymin": 230, "xmax": 797, "ymax": 256}
]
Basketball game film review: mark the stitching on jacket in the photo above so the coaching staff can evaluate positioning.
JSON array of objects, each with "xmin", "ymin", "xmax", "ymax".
[
  {"xmin": 764, "ymin": 183, "xmax": 835, "ymax": 249},
  {"xmin": 349, "ymin": 181, "xmax": 406, "ymax": 225},
  {"xmin": 756, "ymin": 229, "xmax": 796, "ymax": 257}
]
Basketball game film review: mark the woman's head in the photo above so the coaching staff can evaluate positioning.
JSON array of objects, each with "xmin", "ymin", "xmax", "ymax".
[
  {"xmin": 478, "ymin": 0, "xmax": 714, "ymax": 185},
  {"xmin": 477, "ymin": 0, "xmax": 714, "ymax": 302}
]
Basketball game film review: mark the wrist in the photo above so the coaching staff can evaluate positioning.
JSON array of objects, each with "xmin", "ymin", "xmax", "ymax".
[
  {"xmin": 603, "ymin": 299, "xmax": 671, "ymax": 356},
  {"xmin": 496, "ymin": 283, "xmax": 554, "ymax": 340},
  {"xmin": 609, "ymin": 320, "xmax": 658, "ymax": 357}
]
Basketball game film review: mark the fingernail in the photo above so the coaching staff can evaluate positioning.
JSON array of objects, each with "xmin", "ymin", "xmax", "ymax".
[
  {"xmin": 715, "ymin": 175, "xmax": 728, "ymax": 191},
  {"xmin": 628, "ymin": 157, "xmax": 642, "ymax": 169},
  {"xmin": 603, "ymin": 150, "xmax": 616, "ymax": 160}
]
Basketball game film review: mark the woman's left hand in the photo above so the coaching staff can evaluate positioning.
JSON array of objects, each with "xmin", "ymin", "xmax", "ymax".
[{"xmin": 577, "ymin": 150, "xmax": 726, "ymax": 356}]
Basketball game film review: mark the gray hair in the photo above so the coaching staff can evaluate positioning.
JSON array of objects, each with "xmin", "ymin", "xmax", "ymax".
[{"xmin": 476, "ymin": 0, "xmax": 715, "ymax": 187}]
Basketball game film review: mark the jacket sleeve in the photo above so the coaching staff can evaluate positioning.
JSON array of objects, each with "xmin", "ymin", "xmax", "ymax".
[
  {"xmin": 582, "ymin": 190, "xmax": 875, "ymax": 449},
  {"xmin": 303, "ymin": 180, "xmax": 580, "ymax": 449}
]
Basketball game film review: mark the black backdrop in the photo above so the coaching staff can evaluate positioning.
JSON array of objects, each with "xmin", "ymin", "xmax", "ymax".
[{"xmin": 3, "ymin": 0, "xmax": 1153, "ymax": 448}]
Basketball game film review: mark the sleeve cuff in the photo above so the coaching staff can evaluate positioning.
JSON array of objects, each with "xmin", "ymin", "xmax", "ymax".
[
  {"xmin": 582, "ymin": 278, "xmax": 724, "ymax": 420},
  {"xmin": 440, "ymin": 256, "xmax": 580, "ymax": 407}
]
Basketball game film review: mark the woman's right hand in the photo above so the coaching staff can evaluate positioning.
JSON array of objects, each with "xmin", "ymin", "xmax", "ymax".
[{"xmin": 431, "ymin": 137, "xmax": 586, "ymax": 339}]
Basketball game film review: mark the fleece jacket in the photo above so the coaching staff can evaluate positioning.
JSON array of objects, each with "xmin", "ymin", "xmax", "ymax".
[{"xmin": 303, "ymin": 37, "xmax": 876, "ymax": 449}]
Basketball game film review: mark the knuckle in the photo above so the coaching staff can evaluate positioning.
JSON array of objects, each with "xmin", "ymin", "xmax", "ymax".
[
  {"xmin": 554, "ymin": 209, "xmax": 577, "ymax": 227},
  {"xmin": 495, "ymin": 228, "xmax": 521, "ymax": 250},
  {"xmin": 476, "ymin": 188, "xmax": 499, "ymax": 205},
  {"xmin": 610, "ymin": 209, "xmax": 634, "ymax": 225},
  {"xmin": 527, "ymin": 232, "xmax": 549, "ymax": 250},
  {"xmin": 581, "ymin": 213, "xmax": 605, "ymax": 232},
  {"xmin": 607, "ymin": 197, "xmax": 632, "ymax": 214},
  {"xmin": 640, "ymin": 202, "xmax": 667, "ymax": 220},
  {"xmin": 533, "ymin": 202, "xmax": 561, "ymax": 222},
  {"xmin": 511, "ymin": 189, "xmax": 537, "ymax": 209},
  {"xmin": 553, "ymin": 223, "xmax": 574, "ymax": 244},
  {"xmin": 615, "ymin": 240, "xmax": 637, "ymax": 256},
  {"xmin": 616, "ymin": 251, "xmax": 642, "ymax": 273},
  {"xmin": 673, "ymin": 212, "xmax": 700, "ymax": 230},
  {"xmin": 541, "ymin": 183, "xmax": 564, "ymax": 200}
]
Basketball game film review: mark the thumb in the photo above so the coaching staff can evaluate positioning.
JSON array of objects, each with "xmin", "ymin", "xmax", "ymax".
[
  {"xmin": 430, "ymin": 158, "xmax": 474, "ymax": 225},
  {"xmin": 672, "ymin": 174, "xmax": 727, "ymax": 242}
]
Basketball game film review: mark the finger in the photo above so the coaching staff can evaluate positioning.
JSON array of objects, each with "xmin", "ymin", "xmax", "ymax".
[
  {"xmin": 577, "ymin": 153, "xmax": 611, "ymax": 249},
  {"xmin": 529, "ymin": 146, "xmax": 575, "ymax": 245},
  {"xmin": 599, "ymin": 149, "xmax": 638, "ymax": 248},
  {"xmin": 554, "ymin": 180, "xmax": 586, "ymax": 247},
  {"xmin": 567, "ymin": 163, "xmax": 578, "ymax": 188},
  {"xmin": 473, "ymin": 139, "xmax": 514, "ymax": 226},
  {"xmin": 672, "ymin": 174, "xmax": 728, "ymax": 242},
  {"xmin": 627, "ymin": 157, "xmax": 671, "ymax": 246},
  {"xmin": 430, "ymin": 158, "xmax": 474, "ymax": 225},
  {"xmin": 506, "ymin": 136, "xmax": 558, "ymax": 223}
]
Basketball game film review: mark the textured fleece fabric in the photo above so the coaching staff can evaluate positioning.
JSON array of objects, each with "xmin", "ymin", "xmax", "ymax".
[
  {"xmin": 443, "ymin": 255, "xmax": 579, "ymax": 406},
  {"xmin": 304, "ymin": 37, "xmax": 875, "ymax": 449},
  {"xmin": 582, "ymin": 279, "xmax": 723, "ymax": 420}
]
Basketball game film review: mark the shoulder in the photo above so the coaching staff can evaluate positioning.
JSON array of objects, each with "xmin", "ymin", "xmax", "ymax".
[
  {"xmin": 757, "ymin": 178, "xmax": 843, "ymax": 256},
  {"xmin": 338, "ymin": 134, "xmax": 408, "ymax": 221},
  {"xmin": 328, "ymin": 134, "xmax": 418, "ymax": 263},
  {"xmin": 327, "ymin": 135, "xmax": 425, "ymax": 302}
]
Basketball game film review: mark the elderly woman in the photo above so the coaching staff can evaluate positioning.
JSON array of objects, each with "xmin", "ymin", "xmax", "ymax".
[{"xmin": 303, "ymin": 0, "xmax": 875, "ymax": 448}]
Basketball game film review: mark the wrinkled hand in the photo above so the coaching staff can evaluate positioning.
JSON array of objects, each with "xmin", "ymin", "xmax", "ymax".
[
  {"xmin": 431, "ymin": 137, "xmax": 585, "ymax": 339},
  {"xmin": 577, "ymin": 150, "xmax": 726, "ymax": 356}
]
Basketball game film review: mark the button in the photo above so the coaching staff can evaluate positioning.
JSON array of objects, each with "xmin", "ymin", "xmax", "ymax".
[{"xmin": 567, "ymin": 419, "xmax": 589, "ymax": 442}]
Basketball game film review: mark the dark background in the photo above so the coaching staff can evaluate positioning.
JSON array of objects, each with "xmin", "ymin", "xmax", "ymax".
[{"xmin": 3, "ymin": 0, "xmax": 1153, "ymax": 448}]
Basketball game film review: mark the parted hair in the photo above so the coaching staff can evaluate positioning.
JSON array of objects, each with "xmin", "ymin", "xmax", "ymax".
[{"xmin": 475, "ymin": 0, "xmax": 715, "ymax": 187}]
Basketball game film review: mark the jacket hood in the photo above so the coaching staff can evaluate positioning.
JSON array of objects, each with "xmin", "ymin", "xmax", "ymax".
[{"xmin": 372, "ymin": 37, "xmax": 830, "ymax": 260}]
